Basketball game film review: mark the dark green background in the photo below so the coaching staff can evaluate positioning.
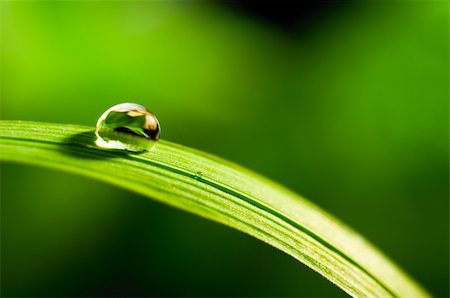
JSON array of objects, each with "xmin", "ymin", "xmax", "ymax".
[{"xmin": 1, "ymin": 1, "xmax": 448, "ymax": 297}]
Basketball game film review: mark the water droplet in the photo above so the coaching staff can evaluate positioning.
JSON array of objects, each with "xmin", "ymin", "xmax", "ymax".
[
  {"xmin": 95, "ymin": 103, "xmax": 160, "ymax": 152},
  {"xmin": 194, "ymin": 171, "xmax": 203, "ymax": 180}
]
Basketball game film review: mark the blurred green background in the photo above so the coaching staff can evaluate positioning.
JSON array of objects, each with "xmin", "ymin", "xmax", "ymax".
[{"xmin": 1, "ymin": 1, "xmax": 448, "ymax": 297}]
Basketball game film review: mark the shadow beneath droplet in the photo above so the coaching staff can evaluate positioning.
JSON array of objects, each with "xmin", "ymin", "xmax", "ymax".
[{"xmin": 60, "ymin": 130, "xmax": 131, "ymax": 160}]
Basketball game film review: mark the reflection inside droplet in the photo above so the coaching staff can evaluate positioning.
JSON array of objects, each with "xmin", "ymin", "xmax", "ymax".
[{"xmin": 95, "ymin": 103, "xmax": 161, "ymax": 152}]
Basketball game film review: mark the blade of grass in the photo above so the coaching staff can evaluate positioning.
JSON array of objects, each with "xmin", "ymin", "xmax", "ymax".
[{"xmin": 0, "ymin": 120, "xmax": 429, "ymax": 297}]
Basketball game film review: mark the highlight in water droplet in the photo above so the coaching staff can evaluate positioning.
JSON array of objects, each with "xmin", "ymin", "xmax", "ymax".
[{"xmin": 95, "ymin": 103, "xmax": 160, "ymax": 152}]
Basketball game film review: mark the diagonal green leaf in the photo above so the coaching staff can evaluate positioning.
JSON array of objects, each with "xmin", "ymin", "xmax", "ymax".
[{"xmin": 0, "ymin": 120, "xmax": 429, "ymax": 297}]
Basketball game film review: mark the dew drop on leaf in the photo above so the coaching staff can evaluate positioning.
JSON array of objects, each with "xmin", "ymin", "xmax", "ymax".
[
  {"xmin": 193, "ymin": 171, "xmax": 203, "ymax": 180},
  {"xmin": 95, "ymin": 103, "xmax": 160, "ymax": 152}
]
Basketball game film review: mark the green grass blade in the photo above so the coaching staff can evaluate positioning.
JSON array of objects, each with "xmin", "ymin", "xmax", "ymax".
[{"xmin": 0, "ymin": 120, "xmax": 429, "ymax": 297}]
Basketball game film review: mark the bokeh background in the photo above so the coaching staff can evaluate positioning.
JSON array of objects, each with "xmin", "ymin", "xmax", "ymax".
[{"xmin": 1, "ymin": 1, "xmax": 448, "ymax": 297}]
